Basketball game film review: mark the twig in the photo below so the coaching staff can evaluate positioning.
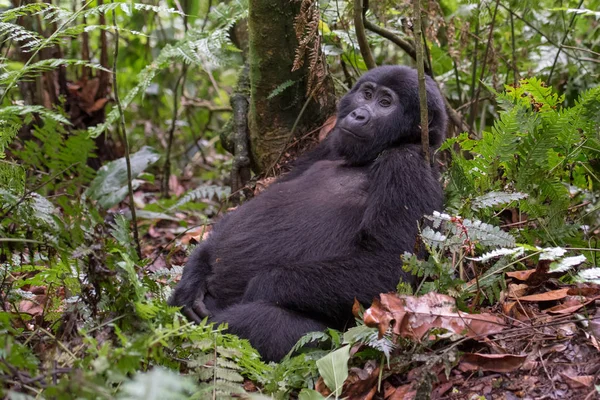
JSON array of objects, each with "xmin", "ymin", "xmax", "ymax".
[
  {"xmin": 162, "ymin": 65, "xmax": 188, "ymax": 197},
  {"xmin": 561, "ymin": 45, "xmax": 600, "ymax": 57},
  {"xmin": 413, "ymin": 0, "xmax": 430, "ymax": 165},
  {"xmin": 467, "ymin": 5, "xmax": 481, "ymax": 129},
  {"xmin": 180, "ymin": 98, "xmax": 232, "ymax": 111},
  {"xmin": 267, "ymin": 79, "xmax": 326, "ymax": 176},
  {"xmin": 353, "ymin": 0, "xmax": 376, "ymax": 69},
  {"xmin": 548, "ymin": 0, "xmax": 584, "ymax": 82},
  {"xmin": 499, "ymin": 4, "xmax": 584, "ymax": 67},
  {"xmin": 111, "ymin": 0, "xmax": 141, "ymax": 259},
  {"xmin": 510, "ymin": 12, "xmax": 517, "ymax": 85},
  {"xmin": 470, "ymin": 0, "xmax": 499, "ymax": 134},
  {"xmin": 363, "ymin": 20, "xmax": 421, "ymax": 70}
]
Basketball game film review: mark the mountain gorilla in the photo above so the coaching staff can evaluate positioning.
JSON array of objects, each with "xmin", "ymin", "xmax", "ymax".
[{"xmin": 169, "ymin": 65, "xmax": 447, "ymax": 361}]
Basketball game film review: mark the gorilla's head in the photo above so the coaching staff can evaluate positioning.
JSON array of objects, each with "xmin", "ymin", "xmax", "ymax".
[{"xmin": 330, "ymin": 65, "xmax": 447, "ymax": 165}]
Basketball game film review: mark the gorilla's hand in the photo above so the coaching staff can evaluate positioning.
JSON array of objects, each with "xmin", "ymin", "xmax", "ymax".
[{"xmin": 169, "ymin": 280, "xmax": 212, "ymax": 323}]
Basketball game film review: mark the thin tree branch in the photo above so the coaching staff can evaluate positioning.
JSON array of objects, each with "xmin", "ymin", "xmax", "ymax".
[
  {"xmin": 413, "ymin": 0, "xmax": 429, "ymax": 165},
  {"xmin": 363, "ymin": 20, "xmax": 419, "ymax": 66},
  {"xmin": 499, "ymin": 4, "xmax": 584, "ymax": 66},
  {"xmin": 353, "ymin": 0, "xmax": 376, "ymax": 69},
  {"xmin": 470, "ymin": 0, "xmax": 500, "ymax": 132},
  {"xmin": 111, "ymin": 1, "xmax": 141, "ymax": 259},
  {"xmin": 510, "ymin": 11, "xmax": 517, "ymax": 85},
  {"xmin": 548, "ymin": 0, "xmax": 584, "ymax": 81},
  {"xmin": 162, "ymin": 66, "xmax": 187, "ymax": 197},
  {"xmin": 467, "ymin": 5, "xmax": 481, "ymax": 129}
]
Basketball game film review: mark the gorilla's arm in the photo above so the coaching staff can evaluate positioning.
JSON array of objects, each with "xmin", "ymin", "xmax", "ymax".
[
  {"xmin": 243, "ymin": 146, "xmax": 442, "ymax": 322},
  {"xmin": 359, "ymin": 144, "xmax": 442, "ymax": 251}
]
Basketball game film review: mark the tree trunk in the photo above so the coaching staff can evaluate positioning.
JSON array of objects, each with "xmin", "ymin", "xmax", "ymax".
[{"xmin": 247, "ymin": 0, "xmax": 333, "ymax": 173}]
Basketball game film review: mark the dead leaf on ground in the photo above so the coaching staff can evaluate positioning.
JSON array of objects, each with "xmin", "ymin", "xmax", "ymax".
[
  {"xmin": 181, "ymin": 225, "xmax": 212, "ymax": 244},
  {"xmin": 363, "ymin": 292, "xmax": 506, "ymax": 340},
  {"xmin": 318, "ymin": 115, "xmax": 337, "ymax": 141},
  {"xmin": 559, "ymin": 373, "xmax": 594, "ymax": 388},
  {"xmin": 169, "ymin": 174, "xmax": 186, "ymax": 197},
  {"xmin": 342, "ymin": 360, "xmax": 379, "ymax": 400},
  {"xmin": 545, "ymin": 296, "xmax": 600, "ymax": 315},
  {"xmin": 506, "ymin": 283, "xmax": 529, "ymax": 298},
  {"xmin": 506, "ymin": 269, "xmax": 536, "ymax": 281},
  {"xmin": 459, "ymin": 353, "xmax": 527, "ymax": 373},
  {"xmin": 513, "ymin": 288, "xmax": 570, "ymax": 302},
  {"xmin": 384, "ymin": 382, "xmax": 415, "ymax": 400}
]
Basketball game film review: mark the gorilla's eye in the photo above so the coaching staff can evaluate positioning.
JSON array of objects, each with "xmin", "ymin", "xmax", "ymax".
[
  {"xmin": 363, "ymin": 90, "xmax": 373, "ymax": 100},
  {"xmin": 379, "ymin": 98, "xmax": 391, "ymax": 107}
]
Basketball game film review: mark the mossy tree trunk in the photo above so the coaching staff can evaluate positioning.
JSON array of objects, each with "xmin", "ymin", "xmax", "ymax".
[{"xmin": 247, "ymin": 0, "xmax": 332, "ymax": 173}]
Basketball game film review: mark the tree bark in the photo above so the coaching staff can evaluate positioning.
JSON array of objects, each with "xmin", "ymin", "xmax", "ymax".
[{"xmin": 247, "ymin": 0, "xmax": 332, "ymax": 173}]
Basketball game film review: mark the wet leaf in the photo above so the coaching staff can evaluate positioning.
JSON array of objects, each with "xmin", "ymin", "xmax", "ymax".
[
  {"xmin": 515, "ymin": 288, "xmax": 569, "ymax": 302},
  {"xmin": 363, "ymin": 293, "xmax": 506, "ymax": 340},
  {"xmin": 459, "ymin": 353, "xmax": 526, "ymax": 373}
]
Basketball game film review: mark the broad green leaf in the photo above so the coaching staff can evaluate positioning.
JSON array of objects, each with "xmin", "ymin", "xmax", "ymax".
[
  {"xmin": 315, "ymin": 345, "xmax": 350, "ymax": 398},
  {"xmin": 298, "ymin": 389, "xmax": 327, "ymax": 400},
  {"xmin": 86, "ymin": 146, "xmax": 160, "ymax": 209}
]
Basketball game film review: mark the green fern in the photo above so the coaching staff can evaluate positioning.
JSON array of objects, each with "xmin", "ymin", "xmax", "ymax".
[
  {"xmin": 471, "ymin": 192, "xmax": 528, "ymax": 210},
  {"xmin": 170, "ymin": 185, "xmax": 231, "ymax": 211}
]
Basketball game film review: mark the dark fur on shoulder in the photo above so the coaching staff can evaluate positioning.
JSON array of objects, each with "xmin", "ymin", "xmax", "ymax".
[{"xmin": 169, "ymin": 65, "xmax": 447, "ymax": 361}]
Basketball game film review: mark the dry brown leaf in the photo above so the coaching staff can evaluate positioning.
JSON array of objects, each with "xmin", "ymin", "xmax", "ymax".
[
  {"xmin": 315, "ymin": 376, "xmax": 332, "ymax": 397},
  {"xmin": 515, "ymin": 288, "xmax": 569, "ymax": 302},
  {"xmin": 352, "ymin": 298, "xmax": 362, "ymax": 318},
  {"xmin": 384, "ymin": 383, "xmax": 415, "ymax": 400},
  {"xmin": 459, "ymin": 353, "xmax": 526, "ymax": 373},
  {"xmin": 18, "ymin": 295, "xmax": 46, "ymax": 317},
  {"xmin": 342, "ymin": 360, "xmax": 379, "ymax": 400},
  {"xmin": 567, "ymin": 285, "xmax": 600, "ymax": 297},
  {"xmin": 169, "ymin": 174, "xmax": 186, "ymax": 197},
  {"xmin": 363, "ymin": 292, "xmax": 506, "ymax": 340},
  {"xmin": 545, "ymin": 296, "xmax": 600, "ymax": 315},
  {"xmin": 254, "ymin": 177, "xmax": 277, "ymax": 196},
  {"xmin": 560, "ymin": 373, "xmax": 594, "ymax": 388},
  {"xmin": 507, "ymin": 283, "xmax": 529, "ymax": 298},
  {"xmin": 506, "ymin": 269, "xmax": 535, "ymax": 281},
  {"xmin": 318, "ymin": 115, "xmax": 337, "ymax": 141},
  {"xmin": 85, "ymin": 98, "xmax": 109, "ymax": 114},
  {"xmin": 181, "ymin": 226, "xmax": 212, "ymax": 244}
]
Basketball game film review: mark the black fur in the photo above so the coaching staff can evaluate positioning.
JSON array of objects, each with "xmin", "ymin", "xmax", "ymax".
[{"xmin": 169, "ymin": 65, "xmax": 447, "ymax": 362}]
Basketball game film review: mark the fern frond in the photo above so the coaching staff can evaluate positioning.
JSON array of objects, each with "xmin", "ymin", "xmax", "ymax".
[
  {"xmin": 577, "ymin": 268, "xmax": 600, "ymax": 284},
  {"xmin": 469, "ymin": 247, "xmax": 524, "ymax": 262},
  {"xmin": 80, "ymin": 2, "xmax": 184, "ymax": 19},
  {"xmin": 267, "ymin": 80, "xmax": 296, "ymax": 99},
  {"xmin": 549, "ymin": 255, "xmax": 587, "ymax": 273},
  {"xmin": 421, "ymin": 227, "xmax": 447, "ymax": 251},
  {"xmin": 0, "ymin": 22, "xmax": 42, "ymax": 50},
  {"xmin": 471, "ymin": 192, "xmax": 528, "ymax": 210},
  {"xmin": 0, "ymin": 59, "xmax": 108, "ymax": 83},
  {"xmin": 169, "ymin": 185, "xmax": 230, "ymax": 211},
  {"xmin": 0, "ymin": 106, "xmax": 70, "ymax": 125}
]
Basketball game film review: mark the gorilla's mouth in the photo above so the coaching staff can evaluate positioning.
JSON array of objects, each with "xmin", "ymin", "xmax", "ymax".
[{"xmin": 340, "ymin": 127, "xmax": 365, "ymax": 139}]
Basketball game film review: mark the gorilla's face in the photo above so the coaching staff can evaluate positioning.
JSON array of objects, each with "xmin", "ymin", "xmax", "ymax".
[
  {"xmin": 329, "ymin": 65, "xmax": 447, "ymax": 166},
  {"xmin": 337, "ymin": 82, "xmax": 400, "ymax": 141},
  {"xmin": 332, "ymin": 81, "xmax": 403, "ymax": 165}
]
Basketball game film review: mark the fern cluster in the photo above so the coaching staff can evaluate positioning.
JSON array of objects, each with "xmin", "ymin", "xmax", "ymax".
[{"xmin": 443, "ymin": 78, "xmax": 600, "ymax": 246}]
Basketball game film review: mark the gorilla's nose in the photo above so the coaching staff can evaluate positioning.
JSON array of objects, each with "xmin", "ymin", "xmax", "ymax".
[{"xmin": 348, "ymin": 108, "xmax": 370, "ymax": 126}]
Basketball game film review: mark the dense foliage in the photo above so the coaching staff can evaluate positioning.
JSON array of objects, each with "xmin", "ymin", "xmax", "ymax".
[{"xmin": 1, "ymin": 0, "xmax": 599, "ymax": 398}]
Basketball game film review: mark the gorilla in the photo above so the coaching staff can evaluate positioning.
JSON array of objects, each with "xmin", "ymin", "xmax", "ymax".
[{"xmin": 169, "ymin": 65, "xmax": 447, "ymax": 362}]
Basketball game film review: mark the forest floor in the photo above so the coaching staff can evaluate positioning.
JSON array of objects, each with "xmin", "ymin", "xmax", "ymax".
[{"xmin": 134, "ymin": 173, "xmax": 600, "ymax": 400}]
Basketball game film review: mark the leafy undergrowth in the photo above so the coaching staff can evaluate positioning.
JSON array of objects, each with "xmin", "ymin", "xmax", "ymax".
[{"xmin": 2, "ymin": 72, "xmax": 600, "ymax": 399}]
